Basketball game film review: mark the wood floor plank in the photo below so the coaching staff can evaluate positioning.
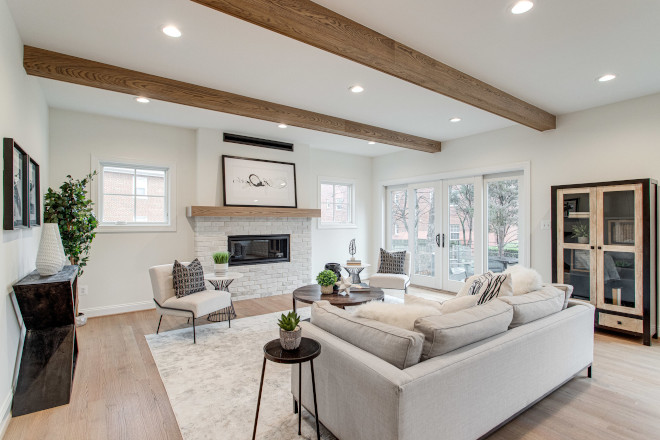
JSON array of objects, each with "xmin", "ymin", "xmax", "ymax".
[{"xmin": 4, "ymin": 291, "xmax": 660, "ymax": 440}]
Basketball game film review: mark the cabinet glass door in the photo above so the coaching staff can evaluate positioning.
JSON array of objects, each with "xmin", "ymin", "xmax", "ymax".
[
  {"xmin": 597, "ymin": 185, "xmax": 643, "ymax": 314},
  {"xmin": 557, "ymin": 188, "xmax": 596, "ymax": 304}
]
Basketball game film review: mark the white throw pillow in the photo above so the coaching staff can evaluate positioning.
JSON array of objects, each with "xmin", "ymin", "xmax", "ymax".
[
  {"xmin": 503, "ymin": 265, "xmax": 543, "ymax": 295},
  {"xmin": 353, "ymin": 302, "xmax": 441, "ymax": 331},
  {"xmin": 456, "ymin": 271, "xmax": 513, "ymax": 303}
]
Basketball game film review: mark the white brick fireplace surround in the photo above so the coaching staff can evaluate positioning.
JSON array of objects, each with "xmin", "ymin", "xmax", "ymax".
[{"xmin": 192, "ymin": 217, "xmax": 312, "ymax": 299}]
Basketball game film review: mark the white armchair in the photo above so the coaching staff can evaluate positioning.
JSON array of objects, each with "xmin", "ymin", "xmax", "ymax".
[
  {"xmin": 368, "ymin": 251, "xmax": 412, "ymax": 294},
  {"xmin": 149, "ymin": 263, "xmax": 232, "ymax": 343}
]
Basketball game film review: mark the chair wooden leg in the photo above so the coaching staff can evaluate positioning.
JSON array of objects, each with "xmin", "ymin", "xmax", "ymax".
[{"xmin": 156, "ymin": 315, "xmax": 163, "ymax": 334}]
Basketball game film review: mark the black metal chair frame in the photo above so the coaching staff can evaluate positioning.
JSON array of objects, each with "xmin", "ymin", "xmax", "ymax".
[{"xmin": 154, "ymin": 299, "xmax": 231, "ymax": 344}]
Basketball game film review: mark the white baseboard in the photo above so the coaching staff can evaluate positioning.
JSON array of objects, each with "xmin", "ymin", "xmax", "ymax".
[
  {"xmin": 0, "ymin": 391, "xmax": 12, "ymax": 440},
  {"xmin": 80, "ymin": 300, "xmax": 155, "ymax": 318}
]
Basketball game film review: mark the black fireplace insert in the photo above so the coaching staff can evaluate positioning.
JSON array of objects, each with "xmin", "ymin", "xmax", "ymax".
[{"xmin": 228, "ymin": 234, "xmax": 290, "ymax": 266}]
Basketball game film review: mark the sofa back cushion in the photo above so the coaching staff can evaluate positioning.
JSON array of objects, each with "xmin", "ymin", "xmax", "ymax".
[
  {"xmin": 414, "ymin": 299, "xmax": 513, "ymax": 359},
  {"xmin": 498, "ymin": 285, "xmax": 565, "ymax": 328},
  {"xmin": 311, "ymin": 301, "xmax": 424, "ymax": 369}
]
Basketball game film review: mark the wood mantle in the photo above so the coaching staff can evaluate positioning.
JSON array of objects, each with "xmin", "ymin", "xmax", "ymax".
[{"xmin": 187, "ymin": 206, "xmax": 321, "ymax": 218}]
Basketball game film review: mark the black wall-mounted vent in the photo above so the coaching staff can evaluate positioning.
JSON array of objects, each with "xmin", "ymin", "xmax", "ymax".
[{"xmin": 223, "ymin": 133, "xmax": 294, "ymax": 152}]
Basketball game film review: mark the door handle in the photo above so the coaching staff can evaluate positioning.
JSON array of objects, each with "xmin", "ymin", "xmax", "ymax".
[
  {"xmin": 435, "ymin": 234, "xmax": 440, "ymax": 247},
  {"xmin": 442, "ymin": 233, "xmax": 446, "ymax": 248},
  {"xmin": 597, "ymin": 246, "xmax": 602, "ymax": 250},
  {"xmin": 590, "ymin": 246, "xmax": 595, "ymax": 249}
]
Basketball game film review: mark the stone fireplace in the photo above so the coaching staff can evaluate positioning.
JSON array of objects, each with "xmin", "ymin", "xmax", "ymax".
[{"xmin": 191, "ymin": 216, "xmax": 311, "ymax": 299}]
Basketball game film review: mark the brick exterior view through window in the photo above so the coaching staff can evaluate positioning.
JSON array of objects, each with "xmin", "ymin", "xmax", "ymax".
[
  {"xmin": 101, "ymin": 164, "xmax": 168, "ymax": 224},
  {"xmin": 320, "ymin": 182, "xmax": 353, "ymax": 225}
]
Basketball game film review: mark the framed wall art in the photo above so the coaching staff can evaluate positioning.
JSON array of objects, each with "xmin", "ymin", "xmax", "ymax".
[
  {"xmin": 28, "ymin": 157, "xmax": 41, "ymax": 226},
  {"xmin": 222, "ymin": 155, "xmax": 297, "ymax": 208},
  {"xmin": 3, "ymin": 138, "xmax": 29, "ymax": 230}
]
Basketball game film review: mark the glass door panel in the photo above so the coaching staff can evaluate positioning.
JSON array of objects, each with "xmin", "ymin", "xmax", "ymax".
[
  {"xmin": 602, "ymin": 190, "xmax": 635, "ymax": 246},
  {"xmin": 413, "ymin": 187, "xmax": 436, "ymax": 277},
  {"xmin": 447, "ymin": 182, "xmax": 476, "ymax": 286},
  {"xmin": 486, "ymin": 179, "xmax": 520, "ymax": 273},
  {"xmin": 562, "ymin": 192, "xmax": 592, "ymax": 245},
  {"xmin": 563, "ymin": 248, "xmax": 592, "ymax": 301},
  {"xmin": 602, "ymin": 251, "xmax": 636, "ymax": 308},
  {"xmin": 388, "ymin": 188, "xmax": 409, "ymax": 253}
]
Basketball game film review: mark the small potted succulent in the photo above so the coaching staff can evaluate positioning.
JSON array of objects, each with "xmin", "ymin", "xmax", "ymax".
[
  {"xmin": 571, "ymin": 224, "xmax": 589, "ymax": 244},
  {"xmin": 278, "ymin": 311, "xmax": 302, "ymax": 350},
  {"xmin": 213, "ymin": 251, "xmax": 230, "ymax": 275},
  {"xmin": 316, "ymin": 269, "xmax": 338, "ymax": 295}
]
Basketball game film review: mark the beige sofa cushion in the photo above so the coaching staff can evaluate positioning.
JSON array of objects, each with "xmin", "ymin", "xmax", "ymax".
[
  {"xmin": 414, "ymin": 300, "xmax": 513, "ymax": 359},
  {"xmin": 311, "ymin": 301, "xmax": 424, "ymax": 369},
  {"xmin": 498, "ymin": 285, "xmax": 565, "ymax": 328},
  {"xmin": 353, "ymin": 302, "xmax": 441, "ymax": 330}
]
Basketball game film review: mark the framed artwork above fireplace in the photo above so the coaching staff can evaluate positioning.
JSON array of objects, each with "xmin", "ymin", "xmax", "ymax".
[{"xmin": 222, "ymin": 155, "xmax": 297, "ymax": 208}]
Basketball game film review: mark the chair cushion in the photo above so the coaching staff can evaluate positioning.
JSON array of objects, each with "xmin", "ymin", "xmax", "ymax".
[
  {"xmin": 497, "ymin": 285, "xmax": 565, "ymax": 328},
  {"xmin": 311, "ymin": 301, "xmax": 424, "ymax": 369},
  {"xmin": 172, "ymin": 259, "xmax": 206, "ymax": 298},
  {"xmin": 369, "ymin": 273, "xmax": 410, "ymax": 290},
  {"xmin": 456, "ymin": 271, "xmax": 513, "ymax": 303},
  {"xmin": 377, "ymin": 248, "xmax": 407, "ymax": 274},
  {"xmin": 163, "ymin": 289, "xmax": 231, "ymax": 318},
  {"xmin": 414, "ymin": 299, "xmax": 513, "ymax": 359}
]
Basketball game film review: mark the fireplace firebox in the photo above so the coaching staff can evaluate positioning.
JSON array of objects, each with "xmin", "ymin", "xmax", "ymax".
[{"xmin": 228, "ymin": 235, "xmax": 290, "ymax": 266}]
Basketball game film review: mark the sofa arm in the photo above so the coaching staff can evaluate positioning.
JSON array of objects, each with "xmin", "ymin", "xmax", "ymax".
[{"xmin": 293, "ymin": 321, "xmax": 411, "ymax": 440}]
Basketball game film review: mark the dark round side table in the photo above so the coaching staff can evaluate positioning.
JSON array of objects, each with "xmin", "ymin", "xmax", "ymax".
[{"xmin": 253, "ymin": 337, "xmax": 322, "ymax": 440}]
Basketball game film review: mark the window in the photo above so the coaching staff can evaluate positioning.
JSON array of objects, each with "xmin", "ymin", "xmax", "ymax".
[
  {"xmin": 98, "ymin": 161, "xmax": 171, "ymax": 229},
  {"xmin": 319, "ymin": 179, "xmax": 356, "ymax": 228},
  {"xmin": 450, "ymin": 224, "xmax": 460, "ymax": 240}
]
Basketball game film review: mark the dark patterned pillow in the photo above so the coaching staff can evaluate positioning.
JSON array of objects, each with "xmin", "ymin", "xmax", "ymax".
[
  {"xmin": 172, "ymin": 259, "xmax": 206, "ymax": 298},
  {"xmin": 458, "ymin": 272, "xmax": 513, "ymax": 305},
  {"xmin": 377, "ymin": 248, "xmax": 407, "ymax": 274}
]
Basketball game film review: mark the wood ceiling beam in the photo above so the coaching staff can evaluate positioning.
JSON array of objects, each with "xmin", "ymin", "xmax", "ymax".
[
  {"xmin": 23, "ymin": 46, "xmax": 441, "ymax": 153},
  {"xmin": 192, "ymin": 0, "xmax": 556, "ymax": 131}
]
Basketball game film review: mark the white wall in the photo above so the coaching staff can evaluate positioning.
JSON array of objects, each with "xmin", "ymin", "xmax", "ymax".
[
  {"xmin": 371, "ymin": 92, "xmax": 660, "ymax": 285},
  {"xmin": 0, "ymin": 0, "xmax": 49, "ymax": 433},
  {"xmin": 310, "ymin": 150, "xmax": 373, "ymax": 277},
  {"xmin": 49, "ymin": 109, "xmax": 197, "ymax": 316}
]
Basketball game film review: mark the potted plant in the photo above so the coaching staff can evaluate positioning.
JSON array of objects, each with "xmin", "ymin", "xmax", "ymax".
[
  {"xmin": 316, "ymin": 269, "xmax": 338, "ymax": 295},
  {"xmin": 44, "ymin": 172, "xmax": 98, "ymax": 326},
  {"xmin": 213, "ymin": 251, "xmax": 230, "ymax": 275},
  {"xmin": 278, "ymin": 311, "xmax": 302, "ymax": 350},
  {"xmin": 571, "ymin": 223, "xmax": 589, "ymax": 244}
]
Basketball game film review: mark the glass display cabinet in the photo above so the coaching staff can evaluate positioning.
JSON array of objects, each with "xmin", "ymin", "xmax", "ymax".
[{"xmin": 552, "ymin": 179, "xmax": 657, "ymax": 345}]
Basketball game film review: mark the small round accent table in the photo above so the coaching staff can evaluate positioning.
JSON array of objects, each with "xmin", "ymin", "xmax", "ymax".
[
  {"xmin": 204, "ymin": 272, "xmax": 243, "ymax": 322},
  {"xmin": 253, "ymin": 338, "xmax": 322, "ymax": 440},
  {"xmin": 292, "ymin": 284, "xmax": 384, "ymax": 313},
  {"xmin": 342, "ymin": 263, "xmax": 371, "ymax": 283}
]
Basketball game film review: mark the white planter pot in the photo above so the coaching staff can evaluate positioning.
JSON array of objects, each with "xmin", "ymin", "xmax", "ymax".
[
  {"xmin": 35, "ymin": 223, "xmax": 68, "ymax": 276},
  {"xmin": 214, "ymin": 263, "xmax": 229, "ymax": 275},
  {"xmin": 577, "ymin": 236, "xmax": 589, "ymax": 244}
]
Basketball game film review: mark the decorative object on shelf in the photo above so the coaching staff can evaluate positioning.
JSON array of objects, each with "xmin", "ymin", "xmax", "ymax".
[
  {"xmin": 336, "ymin": 276, "xmax": 352, "ymax": 294},
  {"xmin": 3, "ymin": 138, "xmax": 29, "ymax": 230},
  {"xmin": 348, "ymin": 238, "xmax": 356, "ymax": 261},
  {"xmin": 222, "ymin": 155, "xmax": 297, "ymax": 208},
  {"xmin": 324, "ymin": 263, "xmax": 342, "ymax": 292},
  {"xmin": 571, "ymin": 223, "xmax": 589, "ymax": 244},
  {"xmin": 212, "ymin": 251, "xmax": 230, "ymax": 275},
  {"xmin": 277, "ymin": 311, "xmax": 302, "ymax": 350},
  {"xmin": 316, "ymin": 270, "xmax": 338, "ymax": 295},
  {"xmin": 44, "ymin": 172, "xmax": 98, "ymax": 275},
  {"xmin": 28, "ymin": 158, "xmax": 40, "ymax": 227},
  {"xmin": 563, "ymin": 198, "xmax": 578, "ymax": 217},
  {"xmin": 35, "ymin": 223, "xmax": 68, "ymax": 276}
]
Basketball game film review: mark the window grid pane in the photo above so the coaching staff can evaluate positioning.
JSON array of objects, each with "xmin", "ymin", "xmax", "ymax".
[{"xmin": 320, "ymin": 182, "xmax": 353, "ymax": 224}]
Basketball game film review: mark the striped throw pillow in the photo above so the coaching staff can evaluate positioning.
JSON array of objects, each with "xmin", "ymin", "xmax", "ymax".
[{"xmin": 458, "ymin": 272, "xmax": 513, "ymax": 305}]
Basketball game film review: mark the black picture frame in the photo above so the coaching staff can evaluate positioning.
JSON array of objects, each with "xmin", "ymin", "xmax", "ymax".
[
  {"xmin": 3, "ymin": 138, "xmax": 29, "ymax": 230},
  {"xmin": 563, "ymin": 198, "xmax": 578, "ymax": 217},
  {"xmin": 28, "ymin": 157, "xmax": 41, "ymax": 227},
  {"xmin": 222, "ymin": 155, "xmax": 297, "ymax": 208}
]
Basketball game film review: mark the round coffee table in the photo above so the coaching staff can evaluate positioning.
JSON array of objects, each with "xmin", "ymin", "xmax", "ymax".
[{"xmin": 292, "ymin": 284, "xmax": 384, "ymax": 313}]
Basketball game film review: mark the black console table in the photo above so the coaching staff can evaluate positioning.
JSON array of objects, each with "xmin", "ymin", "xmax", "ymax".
[{"xmin": 12, "ymin": 265, "xmax": 79, "ymax": 416}]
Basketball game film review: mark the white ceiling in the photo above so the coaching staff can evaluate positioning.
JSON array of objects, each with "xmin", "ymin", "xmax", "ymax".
[{"xmin": 7, "ymin": 0, "xmax": 660, "ymax": 156}]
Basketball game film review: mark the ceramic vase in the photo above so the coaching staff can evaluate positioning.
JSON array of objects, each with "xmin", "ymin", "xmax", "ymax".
[
  {"xmin": 214, "ymin": 263, "xmax": 229, "ymax": 276},
  {"xmin": 35, "ymin": 223, "xmax": 67, "ymax": 276},
  {"xmin": 280, "ymin": 326, "xmax": 302, "ymax": 350},
  {"xmin": 577, "ymin": 236, "xmax": 589, "ymax": 244}
]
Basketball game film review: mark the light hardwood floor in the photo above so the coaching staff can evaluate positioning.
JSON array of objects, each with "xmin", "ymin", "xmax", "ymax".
[{"xmin": 5, "ymin": 291, "xmax": 660, "ymax": 440}]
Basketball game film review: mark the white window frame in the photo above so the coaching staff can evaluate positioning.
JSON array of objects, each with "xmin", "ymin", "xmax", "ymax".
[
  {"xmin": 91, "ymin": 156, "xmax": 177, "ymax": 233},
  {"xmin": 318, "ymin": 177, "xmax": 357, "ymax": 229}
]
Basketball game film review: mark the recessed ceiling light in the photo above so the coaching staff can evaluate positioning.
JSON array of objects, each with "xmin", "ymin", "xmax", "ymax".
[
  {"xmin": 349, "ymin": 85, "xmax": 364, "ymax": 93},
  {"xmin": 449, "ymin": 117, "xmax": 462, "ymax": 123},
  {"xmin": 135, "ymin": 97, "xmax": 150, "ymax": 103},
  {"xmin": 597, "ymin": 74, "xmax": 616, "ymax": 82},
  {"xmin": 278, "ymin": 123, "xmax": 288, "ymax": 128},
  {"xmin": 368, "ymin": 141, "xmax": 376, "ymax": 145},
  {"xmin": 511, "ymin": 1, "xmax": 534, "ymax": 14},
  {"xmin": 162, "ymin": 25, "xmax": 182, "ymax": 38}
]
